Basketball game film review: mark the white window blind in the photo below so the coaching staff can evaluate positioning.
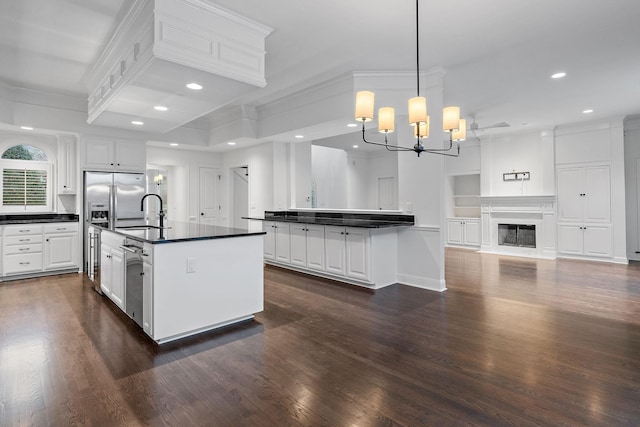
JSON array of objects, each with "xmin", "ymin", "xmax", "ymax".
[{"xmin": 2, "ymin": 168, "xmax": 48, "ymax": 206}]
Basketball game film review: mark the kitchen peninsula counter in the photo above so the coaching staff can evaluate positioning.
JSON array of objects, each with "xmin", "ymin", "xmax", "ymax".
[
  {"xmin": 93, "ymin": 221, "xmax": 265, "ymax": 344},
  {"xmin": 97, "ymin": 220, "xmax": 265, "ymax": 243}
]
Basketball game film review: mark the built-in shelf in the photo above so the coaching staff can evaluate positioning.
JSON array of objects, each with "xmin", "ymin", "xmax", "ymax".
[{"xmin": 449, "ymin": 174, "xmax": 481, "ymax": 218}]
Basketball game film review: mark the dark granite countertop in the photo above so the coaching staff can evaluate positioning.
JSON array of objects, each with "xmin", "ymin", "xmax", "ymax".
[
  {"xmin": 244, "ymin": 210, "xmax": 414, "ymax": 228},
  {"xmin": 0, "ymin": 213, "xmax": 79, "ymax": 225},
  {"xmin": 94, "ymin": 220, "xmax": 265, "ymax": 244}
]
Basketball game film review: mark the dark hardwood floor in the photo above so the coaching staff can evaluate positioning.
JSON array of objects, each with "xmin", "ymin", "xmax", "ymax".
[{"xmin": 2, "ymin": 248, "xmax": 640, "ymax": 426}]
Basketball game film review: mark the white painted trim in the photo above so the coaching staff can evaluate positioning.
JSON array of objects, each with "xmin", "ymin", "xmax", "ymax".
[{"xmin": 397, "ymin": 273, "xmax": 446, "ymax": 292}]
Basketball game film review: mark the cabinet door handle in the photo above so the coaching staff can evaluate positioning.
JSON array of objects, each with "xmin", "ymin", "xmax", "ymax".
[
  {"xmin": 46, "ymin": 239, "xmax": 50, "ymax": 242},
  {"xmin": 110, "ymin": 163, "xmax": 114, "ymax": 166}
]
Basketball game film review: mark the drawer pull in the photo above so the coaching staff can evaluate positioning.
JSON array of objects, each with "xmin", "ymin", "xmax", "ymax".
[
  {"xmin": 56, "ymin": 228, "xmax": 66, "ymax": 231},
  {"xmin": 19, "ymin": 239, "xmax": 30, "ymax": 242},
  {"xmin": 19, "ymin": 230, "xmax": 30, "ymax": 233},
  {"xmin": 18, "ymin": 248, "xmax": 30, "ymax": 252},
  {"xmin": 19, "ymin": 262, "xmax": 30, "ymax": 265}
]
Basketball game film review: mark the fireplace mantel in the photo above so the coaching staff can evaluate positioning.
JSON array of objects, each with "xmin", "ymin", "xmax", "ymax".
[{"xmin": 479, "ymin": 195, "xmax": 556, "ymax": 259}]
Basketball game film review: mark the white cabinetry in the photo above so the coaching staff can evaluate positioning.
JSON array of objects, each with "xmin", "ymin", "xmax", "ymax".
[
  {"xmin": 2, "ymin": 224, "xmax": 43, "ymax": 275},
  {"xmin": 83, "ymin": 137, "xmax": 146, "ymax": 172},
  {"xmin": 264, "ymin": 221, "xmax": 399, "ymax": 288},
  {"xmin": 262, "ymin": 221, "xmax": 290, "ymax": 263},
  {"xmin": 100, "ymin": 231, "xmax": 125, "ymax": 309},
  {"xmin": 290, "ymin": 224, "xmax": 325, "ymax": 270},
  {"xmin": 142, "ymin": 243, "xmax": 153, "ymax": 337},
  {"xmin": 57, "ymin": 135, "xmax": 77, "ymax": 194},
  {"xmin": 43, "ymin": 223, "xmax": 79, "ymax": 270},
  {"xmin": 557, "ymin": 164, "xmax": 612, "ymax": 259},
  {"xmin": 446, "ymin": 218, "xmax": 480, "ymax": 247}
]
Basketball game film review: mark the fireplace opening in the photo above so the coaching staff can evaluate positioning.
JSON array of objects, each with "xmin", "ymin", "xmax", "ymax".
[{"xmin": 498, "ymin": 224, "xmax": 536, "ymax": 248}]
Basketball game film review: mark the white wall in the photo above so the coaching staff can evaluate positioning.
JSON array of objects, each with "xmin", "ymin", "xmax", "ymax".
[
  {"xmin": 311, "ymin": 145, "xmax": 347, "ymax": 209},
  {"xmin": 222, "ymin": 142, "xmax": 274, "ymax": 230},
  {"xmin": 346, "ymin": 150, "xmax": 369, "ymax": 209},
  {"xmin": 146, "ymin": 146, "xmax": 222, "ymax": 223},
  {"xmin": 480, "ymin": 130, "xmax": 554, "ymax": 196}
]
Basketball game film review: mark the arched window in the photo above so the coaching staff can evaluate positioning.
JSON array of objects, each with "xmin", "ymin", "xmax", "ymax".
[{"xmin": 0, "ymin": 144, "xmax": 52, "ymax": 212}]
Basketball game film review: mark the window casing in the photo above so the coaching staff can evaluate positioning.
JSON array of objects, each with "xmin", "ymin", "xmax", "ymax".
[{"xmin": 0, "ymin": 150, "xmax": 53, "ymax": 213}]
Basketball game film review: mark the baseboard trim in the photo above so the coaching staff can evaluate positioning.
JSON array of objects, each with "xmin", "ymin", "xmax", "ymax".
[{"xmin": 397, "ymin": 273, "xmax": 446, "ymax": 292}]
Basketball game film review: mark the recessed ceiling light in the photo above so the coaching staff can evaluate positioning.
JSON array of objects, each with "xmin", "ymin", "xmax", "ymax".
[
  {"xmin": 20, "ymin": 126, "xmax": 34, "ymax": 130},
  {"xmin": 170, "ymin": 143, "xmax": 179, "ymax": 147},
  {"xmin": 154, "ymin": 105, "xmax": 168, "ymax": 111},
  {"xmin": 583, "ymin": 109, "xmax": 594, "ymax": 114},
  {"xmin": 295, "ymin": 135, "xmax": 304, "ymax": 139},
  {"xmin": 186, "ymin": 83, "xmax": 203, "ymax": 90},
  {"xmin": 551, "ymin": 72, "xmax": 566, "ymax": 79},
  {"xmin": 353, "ymin": 145, "xmax": 359, "ymax": 148},
  {"xmin": 347, "ymin": 123, "xmax": 358, "ymax": 128},
  {"xmin": 131, "ymin": 120, "xmax": 144, "ymax": 126},
  {"xmin": 227, "ymin": 142, "xmax": 236, "ymax": 145}
]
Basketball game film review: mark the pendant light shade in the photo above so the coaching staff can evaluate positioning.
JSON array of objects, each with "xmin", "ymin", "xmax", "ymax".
[
  {"xmin": 408, "ymin": 96, "xmax": 428, "ymax": 125},
  {"xmin": 378, "ymin": 107, "xmax": 395, "ymax": 133},
  {"xmin": 413, "ymin": 118, "xmax": 430, "ymax": 138},
  {"xmin": 443, "ymin": 106, "xmax": 461, "ymax": 132},
  {"xmin": 452, "ymin": 119, "xmax": 466, "ymax": 141},
  {"xmin": 355, "ymin": 91, "xmax": 375, "ymax": 122}
]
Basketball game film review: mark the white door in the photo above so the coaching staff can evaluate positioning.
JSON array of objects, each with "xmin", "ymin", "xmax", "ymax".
[
  {"xmin": 583, "ymin": 225, "xmax": 612, "ymax": 258},
  {"xmin": 464, "ymin": 220, "xmax": 481, "ymax": 246},
  {"xmin": 557, "ymin": 167, "xmax": 583, "ymax": 222},
  {"xmin": 275, "ymin": 222, "xmax": 291, "ymax": 263},
  {"xmin": 199, "ymin": 167, "xmax": 219, "ymax": 225},
  {"xmin": 345, "ymin": 227, "xmax": 369, "ymax": 280},
  {"xmin": 583, "ymin": 165, "xmax": 611, "ymax": 223},
  {"xmin": 232, "ymin": 166, "xmax": 249, "ymax": 229},
  {"xmin": 378, "ymin": 177, "xmax": 396, "ymax": 210},
  {"xmin": 306, "ymin": 224, "xmax": 325, "ymax": 270},
  {"xmin": 447, "ymin": 220, "xmax": 464, "ymax": 245},
  {"xmin": 289, "ymin": 224, "xmax": 307, "ymax": 267},
  {"xmin": 263, "ymin": 221, "xmax": 276, "ymax": 260},
  {"xmin": 557, "ymin": 224, "xmax": 584, "ymax": 255},
  {"xmin": 325, "ymin": 226, "xmax": 346, "ymax": 275}
]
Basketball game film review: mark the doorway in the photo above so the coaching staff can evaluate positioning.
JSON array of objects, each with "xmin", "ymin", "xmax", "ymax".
[
  {"xmin": 199, "ymin": 167, "xmax": 220, "ymax": 225},
  {"xmin": 231, "ymin": 166, "xmax": 249, "ymax": 229}
]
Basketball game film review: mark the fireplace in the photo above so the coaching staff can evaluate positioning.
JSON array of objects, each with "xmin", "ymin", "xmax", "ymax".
[
  {"xmin": 498, "ymin": 224, "xmax": 536, "ymax": 248},
  {"xmin": 479, "ymin": 195, "xmax": 556, "ymax": 259}
]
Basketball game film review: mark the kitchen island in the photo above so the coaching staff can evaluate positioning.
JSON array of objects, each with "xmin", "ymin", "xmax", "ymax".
[{"xmin": 94, "ymin": 221, "xmax": 265, "ymax": 344}]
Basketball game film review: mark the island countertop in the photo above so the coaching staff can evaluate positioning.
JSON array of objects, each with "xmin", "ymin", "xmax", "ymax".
[
  {"xmin": 94, "ymin": 220, "xmax": 265, "ymax": 244},
  {"xmin": 244, "ymin": 210, "xmax": 414, "ymax": 228}
]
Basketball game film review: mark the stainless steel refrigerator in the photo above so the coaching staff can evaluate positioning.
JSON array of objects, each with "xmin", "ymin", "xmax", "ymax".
[{"xmin": 84, "ymin": 171, "xmax": 146, "ymax": 292}]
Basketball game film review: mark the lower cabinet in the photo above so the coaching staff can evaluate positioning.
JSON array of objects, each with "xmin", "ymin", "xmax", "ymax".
[
  {"xmin": 262, "ymin": 221, "xmax": 291, "ymax": 262},
  {"xmin": 264, "ymin": 221, "xmax": 398, "ymax": 288},
  {"xmin": 1, "ymin": 222, "xmax": 79, "ymax": 278},
  {"xmin": 558, "ymin": 224, "xmax": 612, "ymax": 258},
  {"xmin": 43, "ymin": 223, "xmax": 79, "ymax": 270},
  {"xmin": 325, "ymin": 226, "xmax": 369, "ymax": 281},
  {"xmin": 290, "ymin": 224, "xmax": 325, "ymax": 270},
  {"xmin": 100, "ymin": 232, "xmax": 125, "ymax": 309},
  {"xmin": 446, "ymin": 218, "xmax": 480, "ymax": 247}
]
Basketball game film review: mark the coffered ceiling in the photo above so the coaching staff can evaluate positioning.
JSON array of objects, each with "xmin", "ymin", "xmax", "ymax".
[{"xmin": 1, "ymin": 0, "xmax": 640, "ymax": 149}]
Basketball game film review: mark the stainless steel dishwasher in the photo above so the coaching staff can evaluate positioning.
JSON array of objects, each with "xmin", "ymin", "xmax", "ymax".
[{"xmin": 120, "ymin": 239, "xmax": 144, "ymax": 327}]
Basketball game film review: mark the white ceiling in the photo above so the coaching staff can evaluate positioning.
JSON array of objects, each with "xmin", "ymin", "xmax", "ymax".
[{"xmin": 1, "ymin": 0, "xmax": 640, "ymax": 148}]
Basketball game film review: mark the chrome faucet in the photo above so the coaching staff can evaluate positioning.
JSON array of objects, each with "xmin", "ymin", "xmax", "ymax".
[{"xmin": 141, "ymin": 194, "xmax": 165, "ymax": 229}]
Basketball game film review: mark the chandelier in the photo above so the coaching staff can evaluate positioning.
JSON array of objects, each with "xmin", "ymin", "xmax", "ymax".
[{"xmin": 354, "ymin": 0, "xmax": 466, "ymax": 157}]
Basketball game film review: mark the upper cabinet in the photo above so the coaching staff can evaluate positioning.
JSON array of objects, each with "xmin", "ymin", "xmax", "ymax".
[
  {"xmin": 557, "ymin": 165, "xmax": 611, "ymax": 224},
  {"xmin": 82, "ymin": 137, "xmax": 146, "ymax": 173},
  {"xmin": 57, "ymin": 135, "xmax": 77, "ymax": 194}
]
